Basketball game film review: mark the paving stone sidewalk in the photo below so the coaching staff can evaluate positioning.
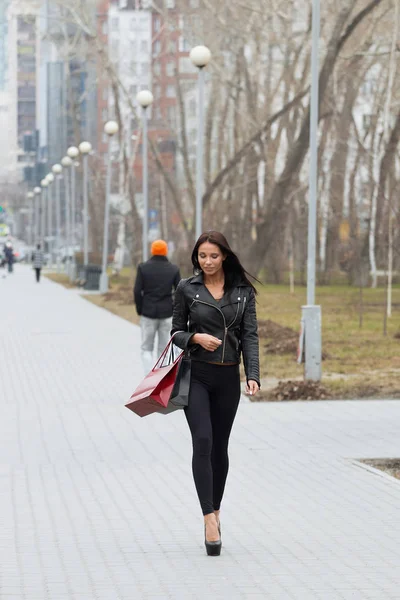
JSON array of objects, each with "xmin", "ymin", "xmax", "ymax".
[{"xmin": 1, "ymin": 265, "xmax": 400, "ymax": 600}]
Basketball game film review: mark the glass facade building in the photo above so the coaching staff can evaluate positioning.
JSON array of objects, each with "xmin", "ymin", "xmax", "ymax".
[{"xmin": 0, "ymin": 0, "xmax": 10, "ymax": 90}]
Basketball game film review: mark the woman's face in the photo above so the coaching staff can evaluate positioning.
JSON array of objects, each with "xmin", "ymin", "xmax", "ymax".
[{"xmin": 198, "ymin": 242, "xmax": 225, "ymax": 276}]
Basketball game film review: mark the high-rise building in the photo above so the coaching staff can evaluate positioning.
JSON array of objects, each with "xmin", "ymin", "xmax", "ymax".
[
  {"xmin": 107, "ymin": 1, "xmax": 152, "ymax": 158},
  {"xmin": 0, "ymin": 0, "xmax": 10, "ymax": 91},
  {"xmin": 6, "ymin": 0, "xmax": 40, "ymax": 183},
  {"xmin": 38, "ymin": 1, "xmax": 99, "ymax": 169},
  {"xmin": 0, "ymin": 0, "xmax": 12, "ymax": 183}
]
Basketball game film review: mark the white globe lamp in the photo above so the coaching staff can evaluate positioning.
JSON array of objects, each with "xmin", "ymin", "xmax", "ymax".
[
  {"xmin": 79, "ymin": 141, "xmax": 92, "ymax": 154},
  {"xmin": 136, "ymin": 90, "xmax": 154, "ymax": 108},
  {"xmin": 104, "ymin": 120, "xmax": 119, "ymax": 136},
  {"xmin": 67, "ymin": 146, "xmax": 79, "ymax": 159},
  {"xmin": 61, "ymin": 156, "xmax": 73, "ymax": 168},
  {"xmin": 52, "ymin": 164, "xmax": 62, "ymax": 175},
  {"xmin": 190, "ymin": 45, "xmax": 212, "ymax": 69}
]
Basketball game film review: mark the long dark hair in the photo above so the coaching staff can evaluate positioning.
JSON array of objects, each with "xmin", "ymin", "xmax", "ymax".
[{"xmin": 191, "ymin": 231, "xmax": 259, "ymax": 294}]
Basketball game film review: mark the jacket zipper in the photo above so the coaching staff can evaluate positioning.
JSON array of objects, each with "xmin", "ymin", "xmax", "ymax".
[
  {"xmin": 242, "ymin": 296, "xmax": 247, "ymax": 316},
  {"xmin": 227, "ymin": 302, "xmax": 240, "ymax": 328},
  {"xmin": 194, "ymin": 299, "xmax": 228, "ymax": 363}
]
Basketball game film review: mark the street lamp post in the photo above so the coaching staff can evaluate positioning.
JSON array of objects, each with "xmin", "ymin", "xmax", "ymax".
[
  {"xmin": 67, "ymin": 146, "xmax": 80, "ymax": 281},
  {"xmin": 33, "ymin": 187, "xmax": 41, "ymax": 245},
  {"xmin": 52, "ymin": 164, "xmax": 62, "ymax": 272},
  {"xmin": 79, "ymin": 141, "xmax": 92, "ymax": 267},
  {"xmin": 301, "ymin": 0, "xmax": 322, "ymax": 381},
  {"xmin": 26, "ymin": 191, "xmax": 34, "ymax": 248},
  {"xmin": 100, "ymin": 120, "xmax": 119, "ymax": 294},
  {"xmin": 46, "ymin": 173, "xmax": 55, "ymax": 268},
  {"xmin": 67, "ymin": 147, "xmax": 79, "ymax": 248},
  {"xmin": 136, "ymin": 90, "xmax": 154, "ymax": 262},
  {"xmin": 40, "ymin": 179, "xmax": 49, "ymax": 249},
  {"xmin": 61, "ymin": 156, "xmax": 73, "ymax": 273},
  {"xmin": 190, "ymin": 45, "xmax": 212, "ymax": 240}
]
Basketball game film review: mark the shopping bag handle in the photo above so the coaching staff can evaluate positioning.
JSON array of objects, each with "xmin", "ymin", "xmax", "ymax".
[{"xmin": 153, "ymin": 331, "xmax": 184, "ymax": 370}]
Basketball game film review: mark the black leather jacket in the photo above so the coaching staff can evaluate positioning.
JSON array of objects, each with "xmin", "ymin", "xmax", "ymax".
[{"xmin": 171, "ymin": 274, "xmax": 260, "ymax": 386}]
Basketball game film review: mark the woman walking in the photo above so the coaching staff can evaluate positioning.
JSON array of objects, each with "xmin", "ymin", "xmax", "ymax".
[
  {"xmin": 171, "ymin": 231, "xmax": 260, "ymax": 556},
  {"xmin": 32, "ymin": 243, "xmax": 45, "ymax": 282}
]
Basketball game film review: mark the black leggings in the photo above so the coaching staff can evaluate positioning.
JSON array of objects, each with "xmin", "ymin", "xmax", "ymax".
[
  {"xmin": 35, "ymin": 268, "xmax": 41, "ymax": 282},
  {"xmin": 185, "ymin": 361, "xmax": 241, "ymax": 516}
]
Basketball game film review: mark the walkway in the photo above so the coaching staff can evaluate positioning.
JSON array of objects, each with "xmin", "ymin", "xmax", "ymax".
[{"xmin": 1, "ymin": 266, "xmax": 400, "ymax": 599}]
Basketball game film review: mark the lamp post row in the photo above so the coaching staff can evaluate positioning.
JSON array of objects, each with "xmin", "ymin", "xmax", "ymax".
[
  {"xmin": 27, "ymin": 45, "xmax": 213, "ymax": 292},
  {"xmin": 36, "ymin": 29, "xmax": 322, "ymax": 383}
]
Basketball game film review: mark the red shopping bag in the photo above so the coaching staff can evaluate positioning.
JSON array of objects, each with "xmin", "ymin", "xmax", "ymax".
[{"xmin": 125, "ymin": 338, "xmax": 183, "ymax": 418}]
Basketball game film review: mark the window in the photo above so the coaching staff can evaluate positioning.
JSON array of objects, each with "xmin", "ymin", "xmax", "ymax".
[
  {"xmin": 130, "ymin": 61, "xmax": 137, "ymax": 75},
  {"xmin": 189, "ymin": 0, "xmax": 199, "ymax": 6},
  {"xmin": 130, "ymin": 84, "xmax": 138, "ymax": 98},
  {"xmin": 166, "ymin": 0, "xmax": 175, "ymax": 8},
  {"xmin": 168, "ymin": 106, "xmax": 176, "ymax": 126},
  {"xmin": 168, "ymin": 39, "xmax": 176, "ymax": 54},
  {"xmin": 166, "ymin": 85, "xmax": 176, "ymax": 98},
  {"xmin": 153, "ymin": 40, "xmax": 161, "ymax": 55},
  {"xmin": 179, "ymin": 36, "xmax": 191, "ymax": 52},
  {"xmin": 154, "ymin": 85, "xmax": 161, "ymax": 98},
  {"xmin": 179, "ymin": 56, "xmax": 193, "ymax": 73},
  {"xmin": 154, "ymin": 16, "xmax": 161, "ymax": 32},
  {"xmin": 153, "ymin": 62, "xmax": 161, "ymax": 76},
  {"xmin": 166, "ymin": 62, "xmax": 175, "ymax": 77},
  {"xmin": 140, "ymin": 40, "xmax": 148, "ymax": 53},
  {"xmin": 130, "ymin": 17, "xmax": 136, "ymax": 30},
  {"xmin": 141, "ymin": 62, "xmax": 149, "ymax": 76}
]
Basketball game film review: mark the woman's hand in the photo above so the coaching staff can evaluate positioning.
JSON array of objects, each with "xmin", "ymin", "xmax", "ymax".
[
  {"xmin": 192, "ymin": 333, "xmax": 222, "ymax": 352},
  {"xmin": 246, "ymin": 380, "xmax": 260, "ymax": 397}
]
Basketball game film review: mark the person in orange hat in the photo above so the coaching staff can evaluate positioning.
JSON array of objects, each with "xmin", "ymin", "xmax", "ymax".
[{"xmin": 134, "ymin": 240, "xmax": 181, "ymax": 373}]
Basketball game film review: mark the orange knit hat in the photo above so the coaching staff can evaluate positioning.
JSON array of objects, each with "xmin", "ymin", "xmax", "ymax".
[{"xmin": 151, "ymin": 239, "xmax": 168, "ymax": 256}]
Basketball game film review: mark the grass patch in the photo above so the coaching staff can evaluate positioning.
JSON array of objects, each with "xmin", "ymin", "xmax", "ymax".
[
  {"xmin": 360, "ymin": 459, "xmax": 400, "ymax": 482},
  {"xmin": 45, "ymin": 272, "xmax": 75, "ymax": 289},
  {"xmin": 83, "ymin": 268, "xmax": 140, "ymax": 326},
  {"xmin": 256, "ymin": 284, "xmax": 400, "ymax": 382}
]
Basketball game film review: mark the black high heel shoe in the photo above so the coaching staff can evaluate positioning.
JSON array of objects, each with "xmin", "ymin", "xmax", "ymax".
[{"xmin": 204, "ymin": 524, "xmax": 222, "ymax": 556}]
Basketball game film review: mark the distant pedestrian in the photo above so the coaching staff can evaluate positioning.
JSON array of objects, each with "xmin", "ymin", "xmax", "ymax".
[
  {"xmin": 0, "ymin": 248, "xmax": 6, "ymax": 278},
  {"xmin": 32, "ymin": 244, "xmax": 44, "ymax": 283},
  {"xmin": 4, "ymin": 242, "xmax": 14, "ymax": 273},
  {"xmin": 134, "ymin": 240, "xmax": 181, "ymax": 373}
]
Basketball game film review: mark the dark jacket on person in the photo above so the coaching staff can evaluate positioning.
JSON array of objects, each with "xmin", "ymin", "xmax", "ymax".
[
  {"xmin": 171, "ymin": 273, "xmax": 260, "ymax": 386},
  {"xmin": 4, "ymin": 246, "xmax": 14, "ymax": 264},
  {"xmin": 134, "ymin": 255, "xmax": 181, "ymax": 319}
]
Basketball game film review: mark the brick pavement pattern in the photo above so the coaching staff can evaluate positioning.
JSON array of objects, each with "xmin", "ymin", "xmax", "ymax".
[{"xmin": 1, "ymin": 266, "xmax": 400, "ymax": 600}]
